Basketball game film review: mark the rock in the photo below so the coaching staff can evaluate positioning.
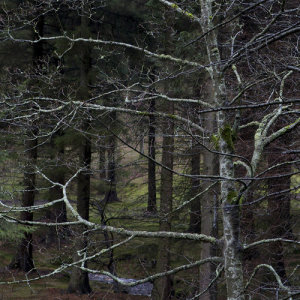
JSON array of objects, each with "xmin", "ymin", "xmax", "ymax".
[{"xmin": 89, "ymin": 274, "xmax": 153, "ymax": 297}]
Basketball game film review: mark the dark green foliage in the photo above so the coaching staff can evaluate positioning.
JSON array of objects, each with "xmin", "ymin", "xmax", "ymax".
[{"xmin": 0, "ymin": 221, "xmax": 35, "ymax": 242}]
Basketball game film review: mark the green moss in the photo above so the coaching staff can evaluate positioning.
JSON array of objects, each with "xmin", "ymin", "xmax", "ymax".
[
  {"xmin": 170, "ymin": 3, "xmax": 195, "ymax": 20},
  {"xmin": 239, "ymin": 195, "xmax": 244, "ymax": 205},
  {"xmin": 211, "ymin": 134, "xmax": 220, "ymax": 150},
  {"xmin": 137, "ymin": 111, "xmax": 150, "ymax": 117},
  {"xmin": 227, "ymin": 190, "xmax": 244, "ymax": 205},
  {"xmin": 167, "ymin": 113, "xmax": 177, "ymax": 120},
  {"xmin": 185, "ymin": 12, "xmax": 195, "ymax": 19},
  {"xmin": 220, "ymin": 124, "xmax": 236, "ymax": 151},
  {"xmin": 227, "ymin": 190, "xmax": 238, "ymax": 204}
]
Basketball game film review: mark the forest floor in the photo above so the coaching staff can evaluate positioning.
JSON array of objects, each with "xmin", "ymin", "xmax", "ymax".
[
  {"xmin": 0, "ymin": 227, "xmax": 202, "ymax": 299},
  {"xmin": 0, "ymin": 265, "xmax": 150, "ymax": 300},
  {"xmin": 0, "ymin": 150, "xmax": 299, "ymax": 299}
]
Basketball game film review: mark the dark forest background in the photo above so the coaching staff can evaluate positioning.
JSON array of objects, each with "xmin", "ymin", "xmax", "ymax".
[{"xmin": 0, "ymin": 1, "xmax": 299, "ymax": 299}]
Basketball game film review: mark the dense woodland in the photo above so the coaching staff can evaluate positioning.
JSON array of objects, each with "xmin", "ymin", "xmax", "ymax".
[{"xmin": 0, "ymin": 0, "xmax": 299, "ymax": 299}]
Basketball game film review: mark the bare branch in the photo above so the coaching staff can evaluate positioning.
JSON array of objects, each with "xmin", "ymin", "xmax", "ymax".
[
  {"xmin": 82, "ymin": 257, "xmax": 223, "ymax": 287},
  {"xmin": 245, "ymin": 264, "xmax": 291, "ymax": 294},
  {"xmin": 244, "ymin": 238, "xmax": 300, "ymax": 250}
]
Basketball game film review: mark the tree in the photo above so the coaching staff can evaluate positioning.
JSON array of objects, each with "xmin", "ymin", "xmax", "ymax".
[
  {"xmin": 188, "ymin": 140, "xmax": 201, "ymax": 234},
  {"xmin": 1, "ymin": 1, "xmax": 299, "ymax": 299},
  {"xmin": 199, "ymin": 85, "xmax": 219, "ymax": 300},
  {"xmin": 152, "ymin": 100, "xmax": 175, "ymax": 299},
  {"xmin": 67, "ymin": 10, "xmax": 92, "ymax": 294},
  {"xmin": 8, "ymin": 129, "xmax": 38, "ymax": 272},
  {"xmin": 44, "ymin": 130, "xmax": 67, "ymax": 244},
  {"xmin": 147, "ymin": 98, "xmax": 157, "ymax": 213},
  {"xmin": 8, "ymin": 9, "xmax": 43, "ymax": 272},
  {"xmin": 102, "ymin": 110, "xmax": 120, "ymax": 204}
]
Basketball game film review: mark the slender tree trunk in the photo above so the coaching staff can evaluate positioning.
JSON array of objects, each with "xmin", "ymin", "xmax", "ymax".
[
  {"xmin": 267, "ymin": 149, "xmax": 292, "ymax": 283},
  {"xmin": 218, "ymin": 110, "xmax": 244, "ymax": 300},
  {"xmin": 240, "ymin": 190, "xmax": 258, "ymax": 278},
  {"xmin": 103, "ymin": 122, "xmax": 120, "ymax": 203},
  {"xmin": 67, "ymin": 12, "xmax": 92, "ymax": 294},
  {"xmin": 147, "ymin": 99, "xmax": 157, "ymax": 213},
  {"xmin": 188, "ymin": 146, "xmax": 201, "ymax": 233},
  {"xmin": 97, "ymin": 201, "xmax": 122, "ymax": 292},
  {"xmin": 9, "ymin": 132, "xmax": 37, "ymax": 272},
  {"xmin": 99, "ymin": 144, "xmax": 106, "ymax": 181},
  {"xmin": 9, "ymin": 14, "xmax": 43, "ymax": 273},
  {"xmin": 45, "ymin": 131, "xmax": 67, "ymax": 244},
  {"xmin": 217, "ymin": 82, "xmax": 244, "ymax": 300},
  {"xmin": 199, "ymin": 1, "xmax": 245, "ymax": 297},
  {"xmin": 199, "ymin": 113, "xmax": 218, "ymax": 300},
  {"xmin": 98, "ymin": 139, "xmax": 106, "ymax": 198},
  {"xmin": 152, "ymin": 103, "xmax": 174, "ymax": 300},
  {"xmin": 68, "ymin": 129, "xmax": 92, "ymax": 294}
]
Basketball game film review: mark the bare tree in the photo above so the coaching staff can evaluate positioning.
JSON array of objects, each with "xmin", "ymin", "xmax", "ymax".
[{"xmin": 1, "ymin": 1, "xmax": 299, "ymax": 299}]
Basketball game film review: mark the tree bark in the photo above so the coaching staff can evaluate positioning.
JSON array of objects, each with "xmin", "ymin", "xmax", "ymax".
[
  {"xmin": 67, "ymin": 12, "xmax": 92, "ymax": 294},
  {"xmin": 199, "ymin": 1, "xmax": 245, "ymax": 298},
  {"xmin": 147, "ymin": 99, "xmax": 157, "ymax": 213},
  {"xmin": 199, "ymin": 113, "xmax": 219, "ymax": 300},
  {"xmin": 98, "ymin": 137, "xmax": 106, "ymax": 197},
  {"xmin": 44, "ymin": 131, "xmax": 67, "ymax": 244},
  {"xmin": 9, "ymin": 132, "xmax": 37, "ymax": 272},
  {"xmin": 103, "ymin": 121, "xmax": 120, "ymax": 203},
  {"xmin": 9, "ymin": 13, "xmax": 43, "ymax": 273},
  {"xmin": 152, "ymin": 103, "xmax": 174, "ymax": 300},
  {"xmin": 68, "ymin": 122, "xmax": 92, "ymax": 294},
  {"xmin": 99, "ymin": 144, "xmax": 106, "ymax": 181},
  {"xmin": 267, "ymin": 148, "xmax": 292, "ymax": 283},
  {"xmin": 216, "ymin": 76, "xmax": 244, "ymax": 300},
  {"xmin": 219, "ymin": 111, "xmax": 244, "ymax": 300},
  {"xmin": 188, "ymin": 146, "xmax": 201, "ymax": 233}
]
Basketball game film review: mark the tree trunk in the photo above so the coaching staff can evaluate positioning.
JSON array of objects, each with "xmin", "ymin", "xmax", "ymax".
[
  {"xmin": 103, "ymin": 122, "xmax": 120, "ymax": 203},
  {"xmin": 45, "ymin": 131, "xmax": 67, "ymax": 244},
  {"xmin": 147, "ymin": 99, "xmax": 157, "ymax": 213},
  {"xmin": 9, "ymin": 132, "xmax": 37, "ymax": 272},
  {"xmin": 9, "ymin": 13, "xmax": 43, "ymax": 273},
  {"xmin": 267, "ymin": 149, "xmax": 292, "ymax": 283},
  {"xmin": 67, "ymin": 12, "xmax": 92, "ymax": 294},
  {"xmin": 68, "ymin": 124, "xmax": 92, "ymax": 294},
  {"xmin": 152, "ymin": 103, "xmax": 174, "ymax": 300},
  {"xmin": 199, "ymin": 113, "xmax": 219, "ymax": 300},
  {"xmin": 188, "ymin": 146, "xmax": 201, "ymax": 233},
  {"xmin": 98, "ymin": 138, "xmax": 106, "ymax": 197},
  {"xmin": 99, "ymin": 144, "xmax": 106, "ymax": 181},
  {"xmin": 218, "ymin": 109, "xmax": 244, "ymax": 300},
  {"xmin": 199, "ymin": 1, "xmax": 245, "ymax": 297}
]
